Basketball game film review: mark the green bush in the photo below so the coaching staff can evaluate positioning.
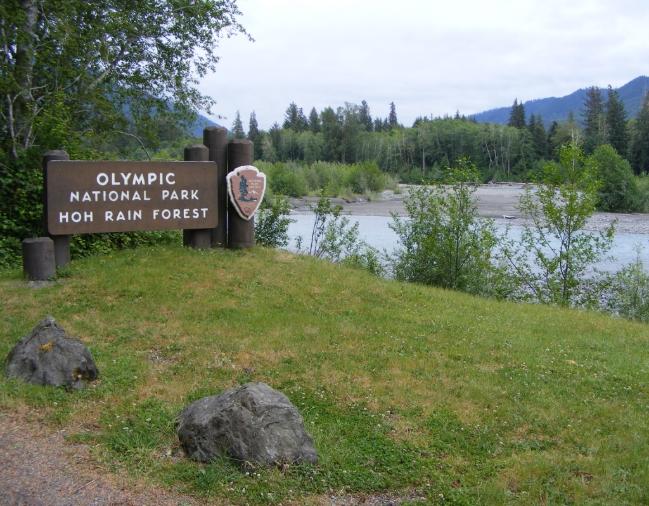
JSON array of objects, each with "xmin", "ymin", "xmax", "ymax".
[
  {"xmin": 257, "ymin": 160, "xmax": 395, "ymax": 198},
  {"xmin": 589, "ymin": 144, "xmax": 642, "ymax": 212},
  {"xmin": 257, "ymin": 161, "xmax": 308, "ymax": 197},
  {"xmin": 390, "ymin": 158, "xmax": 506, "ymax": 296},
  {"xmin": 344, "ymin": 161, "xmax": 386, "ymax": 194},
  {"xmin": 501, "ymin": 143, "xmax": 614, "ymax": 307},
  {"xmin": 604, "ymin": 249, "xmax": 649, "ymax": 322},
  {"xmin": 254, "ymin": 195, "xmax": 293, "ymax": 248}
]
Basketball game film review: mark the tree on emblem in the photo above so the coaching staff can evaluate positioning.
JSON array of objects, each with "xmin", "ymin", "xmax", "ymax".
[{"xmin": 239, "ymin": 175, "xmax": 257, "ymax": 202}]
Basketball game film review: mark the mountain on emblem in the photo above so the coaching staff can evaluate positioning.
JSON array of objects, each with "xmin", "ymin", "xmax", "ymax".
[{"xmin": 226, "ymin": 165, "xmax": 266, "ymax": 221}]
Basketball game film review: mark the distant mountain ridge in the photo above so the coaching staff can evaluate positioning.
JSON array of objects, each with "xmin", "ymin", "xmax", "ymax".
[
  {"xmin": 191, "ymin": 113, "xmax": 220, "ymax": 137},
  {"xmin": 472, "ymin": 76, "xmax": 649, "ymax": 126}
]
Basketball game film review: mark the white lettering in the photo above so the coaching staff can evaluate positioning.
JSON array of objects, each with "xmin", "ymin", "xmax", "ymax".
[
  {"xmin": 59, "ymin": 212, "xmax": 69, "ymax": 223},
  {"xmin": 166, "ymin": 173, "xmax": 175, "ymax": 185},
  {"xmin": 152, "ymin": 207, "xmax": 210, "ymax": 220},
  {"xmin": 133, "ymin": 173, "xmax": 145, "ymax": 185},
  {"xmin": 105, "ymin": 211, "xmax": 114, "ymax": 221},
  {"xmin": 70, "ymin": 191, "xmax": 79, "ymax": 203},
  {"xmin": 97, "ymin": 173, "xmax": 109, "ymax": 186},
  {"xmin": 191, "ymin": 189, "xmax": 199, "ymax": 200}
]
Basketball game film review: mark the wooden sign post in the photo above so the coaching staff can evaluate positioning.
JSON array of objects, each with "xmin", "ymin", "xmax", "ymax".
[{"xmin": 226, "ymin": 139, "xmax": 255, "ymax": 249}]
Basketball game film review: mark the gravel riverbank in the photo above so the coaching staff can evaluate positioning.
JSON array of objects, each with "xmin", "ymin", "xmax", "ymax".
[{"xmin": 289, "ymin": 183, "xmax": 649, "ymax": 235}]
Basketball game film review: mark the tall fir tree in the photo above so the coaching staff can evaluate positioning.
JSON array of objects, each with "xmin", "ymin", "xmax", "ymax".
[
  {"xmin": 359, "ymin": 100, "xmax": 373, "ymax": 131},
  {"xmin": 232, "ymin": 111, "xmax": 245, "ymax": 139},
  {"xmin": 308, "ymin": 107, "xmax": 321, "ymax": 133},
  {"xmin": 388, "ymin": 102, "xmax": 398, "ymax": 128},
  {"xmin": 247, "ymin": 111, "xmax": 261, "ymax": 158},
  {"xmin": 583, "ymin": 86, "xmax": 606, "ymax": 154},
  {"xmin": 320, "ymin": 107, "xmax": 343, "ymax": 161},
  {"xmin": 508, "ymin": 99, "xmax": 526, "ymax": 128},
  {"xmin": 268, "ymin": 122, "xmax": 282, "ymax": 152},
  {"xmin": 296, "ymin": 107, "xmax": 309, "ymax": 132},
  {"xmin": 630, "ymin": 94, "xmax": 649, "ymax": 174},
  {"xmin": 528, "ymin": 114, "xmax": 548, "ymax": 159},
  {"xmin": 283, "ymin": 102, "xmax": 300, "ymax": 130},
  {"xmin": 605, "ymin": 85, "xmax": 628, "ymax": 156}
]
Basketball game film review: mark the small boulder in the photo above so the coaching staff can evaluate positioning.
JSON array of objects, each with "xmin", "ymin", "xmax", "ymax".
[
  {"xmin": 5, "ymin": 317, "xmax": 99, "ymax": 389},
  {"xmin": 177, "ymin": 382, "xmax": 318, "ymax": 466}
]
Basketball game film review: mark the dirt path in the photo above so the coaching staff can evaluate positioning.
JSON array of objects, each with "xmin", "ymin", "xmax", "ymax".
[
  {"xmin": 0, "ymin": 412, "xmax": 198, "ymax": 506},
  {"xmin": 289, "ymin": 184, "xmax": 649, "ymax": 235}
]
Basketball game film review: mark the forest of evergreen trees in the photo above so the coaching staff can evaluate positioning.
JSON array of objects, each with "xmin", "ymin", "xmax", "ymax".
[{"xmin": 233, "ymin": 87, "xmax": 649, "ymax": 183}]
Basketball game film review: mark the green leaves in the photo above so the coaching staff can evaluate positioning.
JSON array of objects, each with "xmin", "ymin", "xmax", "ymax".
[
  {"xmin": 503, "ymin": 143, "xmax": 614, "ymax": 306},
  {"xmin": 391, "ymin": 158, "xmax": 504, "ymax": 295}
]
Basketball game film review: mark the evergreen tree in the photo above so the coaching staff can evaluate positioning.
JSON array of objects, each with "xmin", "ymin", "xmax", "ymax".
[
  {"xmin": 547, "ymin": 121, "xmax": 559, "ymax": 156},
  {"xmin": 583, "ymin": 86, "xmax": 606, "ymax": 154},
  {"xmin": 388, "ymin": 102, "xmax": 398, "ymax": 128},
  {"xmin": 308, "ymin": 107, "xmax": 321, "ymax": 133},
  {"xmin": 296, "ymin": 107, "xmax": 309, "ymax": 132},
  {"xmin": 283, "ymin": 102, "xmax": 300, "ymax": 130},
  {"xmin": 605, "ymin": 85, "xmax": 628, "ymax": 156},
  {"xmin": 630, "ymin": 94, "xmax": 649, "ymax": 174},
  {"xmin": 232, "ymin": 111, "xmax": 245, "ymax": 139},
  {"xmin": 320, "ymin": 107, "xmax": 343, "ymax": 161},
  {"xmin": 359, "ymin": 100, "xmax": 373, "ymax": 131},
  {"xmin": 268, "ymin": 122, "xmax": 282, "ymax": 153},
  {"xmin": 528, "ymin": 114, "xmax": 548, "ymax": 159},
  {"xmin": 508, "ymin": 99, "xmax": 526, "ymax": 128},
  {"xmin": 373, "ymin": 118, "xmax": 384, "ymax": 132},
  {"xmin": 247, "ymin": 111, "xmax": 261, "ymax": 159}
]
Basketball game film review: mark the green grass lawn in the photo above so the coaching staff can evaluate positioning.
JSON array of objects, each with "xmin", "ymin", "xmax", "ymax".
[{"xmin": 1, "ymin": 245, "xmax": 649, "ymax": 504}]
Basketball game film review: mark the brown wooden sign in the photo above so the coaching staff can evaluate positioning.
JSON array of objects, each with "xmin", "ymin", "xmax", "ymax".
[
  {"xmin": 226, "ymin": 165, "xmax": 266, "ymax": 221},
  {"xmin": 46, "ymin": 161, "xmax": 218, "ymax": 235}
]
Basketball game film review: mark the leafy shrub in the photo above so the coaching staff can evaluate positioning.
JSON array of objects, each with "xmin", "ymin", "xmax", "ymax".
[
  {"xmin": 501, "ymin": 143, "xmax": 614, "ymax": 307},
  {"xmin": 344, "ymin": 162, "xmax": 386, "ymax": 194},
  {"xmin": 604, "ymin": 249, "xmax": 649, "ymax": 322},
  {"xmin": 296, "ymin": 195, "xmax": 382, "ymax": 274},
  {"xmin": 256, "ymin": 160, "xmax": 394, "ymax": 198},
  {"xmin": 254, "ymin": 195, "xmax": 293, "ymax": 248},
  {"xmin": 390, "ymin": 158, "xmax": 505, "ymax": 296},
  {"xmin": 263, "ymin": 162, "xmax": 308, "ymax": 197},
  {"xmin": 589, "ymin": 144, "xmax": 642, "ymax": 212}
]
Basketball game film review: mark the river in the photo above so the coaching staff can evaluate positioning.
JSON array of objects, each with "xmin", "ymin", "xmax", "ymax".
[{"xmin": 287, "ymin": 213, "xmax": 649, "ymax": 273}]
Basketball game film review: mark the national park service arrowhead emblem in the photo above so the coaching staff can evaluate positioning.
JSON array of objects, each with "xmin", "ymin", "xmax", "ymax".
[{"xmin": 226, "ymin": 165, "xmax": 266, "ymax": 221}]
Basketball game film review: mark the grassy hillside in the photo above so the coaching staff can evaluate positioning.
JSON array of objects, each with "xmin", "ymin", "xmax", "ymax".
[{"xmin": 1, "ymin": 246, "xmax": 649, "ymax": 504}]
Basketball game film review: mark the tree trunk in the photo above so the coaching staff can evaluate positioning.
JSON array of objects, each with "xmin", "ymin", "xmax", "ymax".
[{"xmin": 11, "ymin": 0, "xmax": 38, "ymax": 157}]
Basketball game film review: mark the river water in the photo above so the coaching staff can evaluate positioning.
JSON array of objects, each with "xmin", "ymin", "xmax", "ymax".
[{"xmin": 287, "ymin": 213, "xmax": 649, "ymax": 273}]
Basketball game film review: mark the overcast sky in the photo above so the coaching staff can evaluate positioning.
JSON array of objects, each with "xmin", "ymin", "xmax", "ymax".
[{"xmin": 198, "ymin": 0, "xmax": 649, "ymax": 130}]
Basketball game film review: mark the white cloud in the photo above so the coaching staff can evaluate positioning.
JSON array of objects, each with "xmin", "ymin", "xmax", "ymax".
[{"xmin": 199, "ymin": 0, "xmax": 649, "ymax": 129}]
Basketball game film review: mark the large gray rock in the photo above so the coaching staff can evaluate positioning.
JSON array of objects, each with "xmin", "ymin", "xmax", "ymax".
[
  {"xmin": 177, "ymin": 382, "xmax": 318, "ymax": 466},
  {"xmin": 5, "ymin": 317, "xmax": 98, "ymax": 389}
]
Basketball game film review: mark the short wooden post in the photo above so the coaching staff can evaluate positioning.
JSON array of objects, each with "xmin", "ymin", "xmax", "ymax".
[
  {"xmin": 203, "ymin": 126, "xmax": 229, "ymax": 247},
  {"xmin": 22, "ymin": 237, "xmax": 56, "ymax": 281},
  {"xmin": 227, "ymin": 139, "xmax": 255, "ymax": 249},
  {"xmin": 182, "ymin": 144, "xmax": 212, "ymax": 249},
  {"xmin": 42, "ymin": 150, "xmax": 71, "ymax": 267}
]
